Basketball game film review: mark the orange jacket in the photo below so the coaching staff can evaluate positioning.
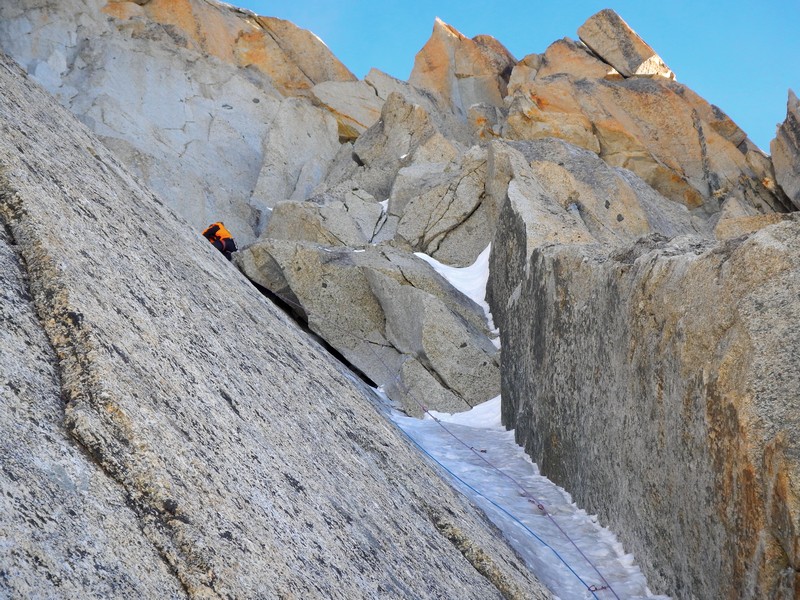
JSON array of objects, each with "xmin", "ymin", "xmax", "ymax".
[{"xmin": 202, "ymin": 222, "xmax": 233, "ymax": 243}]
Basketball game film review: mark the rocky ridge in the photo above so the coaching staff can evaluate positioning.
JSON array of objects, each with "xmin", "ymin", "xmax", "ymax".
[{"xmin": 1, "ymin": 1, "xmax": 799, "ymax": 598}]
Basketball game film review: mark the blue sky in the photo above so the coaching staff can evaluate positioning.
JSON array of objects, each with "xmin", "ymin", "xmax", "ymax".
[{"xmin": 234, "ymin": 1, "xmax": 798, "ymax": 152}]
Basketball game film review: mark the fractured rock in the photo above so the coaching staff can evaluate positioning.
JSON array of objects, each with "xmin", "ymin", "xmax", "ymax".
[
  {"xmin": 507, "ymin": 53, "xmax": 543, "ymax": 93},
  {"xmin": 468, "ymin": 103, "xmax": 507, "ymax": 140},
  {"xmin": 535, "ymin": 38, "xmax": 621, "ymax": 81},
  {"xmin": 503, "ymin": 76, "xmax": 601, "ymax": 153},
  {"xmin": 347, "ymin": 92, "xmax": 463, "ymax": 201},
  {"xmin": 364, "ymin": 68, "xmax": 474, "ymax": 145},
  {"xmin": 235, "ymin": 240, "xmax": 499, "ymax": 415},
  {"xmin": 504, "ymin": 74, "xmax": 787, "ymax": 218},
  {"xmin": 509, "ymin": 138, "xmax": 702, "ymax": 244},
  {"xmin": 391, "ymin": 146, "xmax": 494, "ymax": 266},
  {"xmin": 366, "ymin": 269, "xmax": 500, "ymax": 410},
  {"xmin": 772, "ymin": 89, "xmax": 800, "ymax": 210},
  {"xmin": 310, "ymin": 79, "xmax": 384, "ymax": 142},
  {"xmin": 103, "ymin": 0, "xmax": 357, "ymax": 95},
  {"xmin": 262, "ymin": 189, "xmax": 392, "ymax": 247},
  {"xmin": 577, "ymin": 9, "xmax": 673, "ymax": 79},
  {"xmin": 486, "ymin": 137, "xmax": 703, "ymax": 333},
  {"xmin": 0, "ymin": 51, "xmax": 547, "ymax": 599}
]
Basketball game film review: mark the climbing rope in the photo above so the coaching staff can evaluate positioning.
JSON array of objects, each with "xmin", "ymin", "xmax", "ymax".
[
  {"xmin": 258, "ymin": 277, "xmax": 620, "ymax": 599},
  {"xmin": 422, "ymin": 408, "xmax": 620, "ymax": 599},
  {"xmin": 401, "ymin": 430, "xmax": 605, "ymax": 599}
]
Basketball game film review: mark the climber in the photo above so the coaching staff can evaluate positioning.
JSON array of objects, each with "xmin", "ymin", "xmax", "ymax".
[{"xmin": 202, "ymin": 222, "xmax": 237, "ymax": 260}]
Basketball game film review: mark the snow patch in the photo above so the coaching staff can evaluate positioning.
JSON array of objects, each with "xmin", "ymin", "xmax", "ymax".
[
  {"xmin": 391, "ymin": 396, "xmax": 671, "ymax": 600},
  {"xmin": 415, "ymin": 245, "xmax": 499, "ymax": 338}
]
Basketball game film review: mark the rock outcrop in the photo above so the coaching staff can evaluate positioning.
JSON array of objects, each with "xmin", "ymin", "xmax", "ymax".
[
  {"xmin": 489, "ymin": 224, "xmax": 800, "ymax": 599},
  {"xmin": 310, "ymin": 80, "xmax": 385, "ymax": 141},
  {"xmin": 235, "ymin": 240, "xmax": 500, "ymax": 416},
  {"xmin": 772, "ymin": 90, "xmax": 800, "ymax": 210},
  {"xmin": 409, "ymin": 18, "xmax": 516, "ymax": 118},
  {"xmin": 577, "ymin": 9, "xmax": 674, "ymax": 79},
  {"xmin": 503, "ymin": 72, "xmax": 787, "ymax": 219},
  {"xmin": 0, "ymin": 52, "xmax": 549, "ymax": 599},
  {"xmin": 100, "ymin": 0, "xmax": 357, "ymax": 95},
  {"xmin": 0, "ymin": 0, "xmax": 356, "ymax": 245}
]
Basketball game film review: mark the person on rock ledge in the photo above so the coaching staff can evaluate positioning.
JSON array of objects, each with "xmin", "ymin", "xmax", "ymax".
[{"xmin": 202, "ymin": 222, "xmax": 237, "ymax": 260}]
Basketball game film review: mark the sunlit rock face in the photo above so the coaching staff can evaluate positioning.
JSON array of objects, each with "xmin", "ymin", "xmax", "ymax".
[
  {"xmin": 577, "ymin": 9, "xmax": 674, "ymax": 79},
  {"xmin": 409, "ymin": 18, "xmax": 516, "ymax": 119},
  {"xmin": 772, "ymin": 90, "xmax": 800, "ymax": 210}
]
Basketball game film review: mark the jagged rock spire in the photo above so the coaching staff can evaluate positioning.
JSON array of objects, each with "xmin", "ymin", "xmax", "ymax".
[
  {"xmin": 409, "ymin": 17, "xmax": 516, "ymax": 117},
  {"xmin": 772, "ymin": 89, "xmax": 800, "ymax": 209}
]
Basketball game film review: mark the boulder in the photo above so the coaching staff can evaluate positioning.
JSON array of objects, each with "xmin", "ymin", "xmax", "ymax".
[
  {"xmin": 366, "ymin": 269, "xmax": 500, "ymax": 409},
  {"xmin": 346, "ymin": 92, "xmax": 463, "ymax": 201},
  {"xmin": 489, "ymin": 223, "xmax": 800, "ymax": 599},
  {"xmin": 409, "ymin": 18, "xmax": 516, "ymax": 118},
  {"xmin": 771, "ymin": 90, "xmax": 800, "ymax": 210},
  {"xmin": 507, "ymin": 53, "xmax": 543, "ymax": 94},
  {"xmin": 234, "ymin": 241, "xmax": 499, "ymax": 415},
  {"xmin": 364, "ymin": 68, "xmax": 474, "ymax": 144},
  {"xmin": 391, "ymin": 146, "xmax": 495, "ymax": 266},
  {"xmin": 263, "ymin": 189, "xmax": 391, "ymax": 247},
  {"xmin": 577, "ymin": 9, "xmax": 674, "ymax": 79},
  {"xmin": 310, "ymin": 79, "xmax": 384, "ymax": 142},
  {"xmin": 0, "ymin": 51, "xmax": 547, "ymax": 599},
  {"xmin": 535, "ymin": 38, "xmax": 621, "ymax": 81}
]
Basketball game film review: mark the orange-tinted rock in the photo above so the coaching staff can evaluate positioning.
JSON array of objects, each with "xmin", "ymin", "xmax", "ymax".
[
  {"xmin": 535, "ymin": 38, "xmax": 620, "ymax": 80},
  {"xmin": 409, "ymin": 18, "xmax": 515, "ymax": 117},
  {"xmin": 310, "ymin": 80, "xmax": 384, "ymax": 141},
  {"xmin": 102, "ymin": 0, "xmax": 355, "ymax": 96},
  {"xmin": 714, "ymin": 213, "xmax": 791, "ymax": 240},
  {"xmin": 772, "ymin": 90, "xmax": 800, "ymax": 210},
  {"xmin": 507, "ymin": 53, "xmax": 542, "ymax": 93},
  {"xmin": 503, "ymin": 77, "xmax": 600, "ymax": 153},
  {"xmin": 578, "ymin": 9, "xmax": 673, "ymax": 79},
  {"xmin": 505, "ymin": 74, "xmax": 784, "ymax": 216}
]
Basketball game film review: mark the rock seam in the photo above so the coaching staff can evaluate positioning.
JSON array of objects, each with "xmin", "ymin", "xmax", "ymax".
[{"xmin": 0, "ymin": 174, "xmax": 204, "ymax": 599}]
